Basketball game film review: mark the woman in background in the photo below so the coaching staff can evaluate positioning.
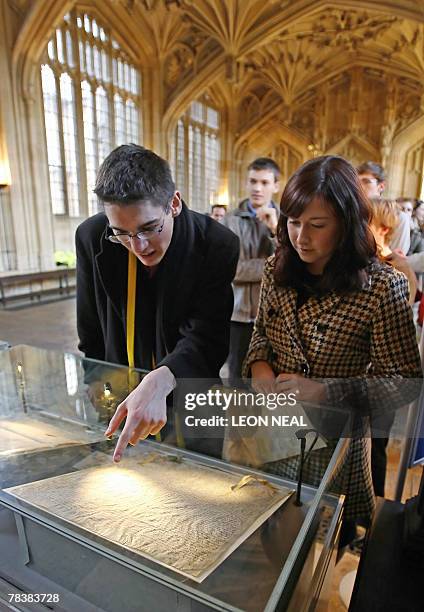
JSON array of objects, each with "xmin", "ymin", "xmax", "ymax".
[{"xmin": 370, "ymin": 198, "xmax": 417, "ymax": 306}]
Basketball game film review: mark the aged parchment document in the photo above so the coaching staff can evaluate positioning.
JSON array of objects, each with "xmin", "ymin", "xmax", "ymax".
[{"xmin": 6, "ymin": 454, "xmax": 292, "ymax": 582}]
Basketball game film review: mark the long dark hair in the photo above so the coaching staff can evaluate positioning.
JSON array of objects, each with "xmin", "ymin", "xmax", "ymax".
[{"xmin": 274, "ymin": 155, "xmax": 376, "ymax": 293}]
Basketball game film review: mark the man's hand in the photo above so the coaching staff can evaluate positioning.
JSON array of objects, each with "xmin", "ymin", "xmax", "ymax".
[
  {"xmin": 104, "ymin": 366, "xmax": 175, "ymax": 463},
  {"xmin": 256, "ymin": 206, "xmax": 278, "ymax": 235}
]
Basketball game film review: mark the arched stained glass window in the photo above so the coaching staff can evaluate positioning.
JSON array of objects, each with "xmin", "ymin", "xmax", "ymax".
[
  {"xmin": 172, "ymin": 99, "xmax": 221, "ymax": 213},
  {"xmin": 41, "ymin": 9, "xmax": 142, "ymax": 217}
]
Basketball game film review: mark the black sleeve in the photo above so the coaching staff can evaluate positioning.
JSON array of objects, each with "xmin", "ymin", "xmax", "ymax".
[
  {"xmin": 159, "ymin": 230, "xmax": 239, "ymax": 379},
  {"xmin": 75, "ymin": 223, "xmax": 105, "ymax": 361}
]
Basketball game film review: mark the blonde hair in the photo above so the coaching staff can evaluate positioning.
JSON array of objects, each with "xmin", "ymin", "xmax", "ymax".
[{"xmin": 370, "ymin": 198, "xmax": 400, "ymax": 244}]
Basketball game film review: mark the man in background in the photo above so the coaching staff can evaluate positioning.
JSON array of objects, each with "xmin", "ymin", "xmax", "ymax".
[
  {"xmin": 223, "ymin": 157, "xmax": 280, "ymax": 384},
  {"xmin": 210, "ymin": 204, "xmax": 227, "ymax": 223}
]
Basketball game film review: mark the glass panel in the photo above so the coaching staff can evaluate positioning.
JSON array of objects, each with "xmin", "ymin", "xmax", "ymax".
[
  {"xmin": 101, "ymin": 50, "xmax": 109, "ymax": 82},
  {"xmin": 192, "ymin": 126, "xmax": 202, "ymax": 208},
  {"xmin": 176, "ymin": 120, "xmax": 185, "ymax": 198},
  {"xmin": 85, "ymin": 43, "xmax": 93, "ymax": 77},
  {"xmin": 205, "ymin": 133, "xmax": 220, "ymax": 209},
  {"xmin": 188, "ymin": 124, "xmax": 193, "ymax": 204},
  {"xmin": 112, "ymin": 58, "xmax": 118, "ymax": 87},
  {"xmin": 81, "ymin": 81, "xmax": 99, "ymax": 216},
  {"xmin": 124, "ymin": 63, "xmax": 130, "ymax": 91},
  {"xmin": 190, "ymin": 101, "xmax": 204, "ymax": 123},
  {"xmin": 114, "ymin": 93, "xmax": 126, "ymax": 146},
  {"xmin": 47, "ymin": 40, "xmax": 55, "ymax": 61},
  {"xmin": 93, "ymin": 46, "xmax": 101, "ymax": 80},
  {"xmin": 0, "ymin": 344, "xmax": 347, "ymax": 612},
  {"xmin": 79, "ymin": 40, "xmax": 85, "ymax": 73},
  {"xmin": 92, "ymin": 20, "xmax": 99, "ymax": 39},
  {"xmin": 41, "ymin": 65, "xmax": 65, "ymax": 215},
  {"xmin": 206, "ymin": 107, "xmax": 219, "ymax": 129},
  {"xmin": 131, "ymin": 66, "xmax": 138, "ymax": 95},
  {"xmin": 96, "ymin": 86, "xmax": 112, "ymax": 164},
  {"xmin": 60, "ymin": 73, "xmax": 80, "ymax": 217},
  {"xmin": 42, "ymin": 13, "xmax": 141, "ymax": 219},
  {"xmin": 65, "ymin": 30, "xmax": 74, "ymax": 67},
  {"xmin": 125, "ymin": 99, "xmax": 139, "ymax": 143},
  {"xmin": 117, "ymin": 59, "xmax": 124, "ymax": 89},
  {"xmin": 56, "ymin": 29, "xmax": 64, "ymax": 64}
]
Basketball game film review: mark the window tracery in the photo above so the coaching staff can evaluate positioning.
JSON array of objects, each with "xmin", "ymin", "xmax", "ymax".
[{"xmin": 41, "ymin": 10, "xmax": 141, "ymax": 217}]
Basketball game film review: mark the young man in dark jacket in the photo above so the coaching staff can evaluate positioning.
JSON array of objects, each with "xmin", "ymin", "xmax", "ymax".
[{"xmin": 76, "ymin": 144, "xmax": 239, "ymax": 461}]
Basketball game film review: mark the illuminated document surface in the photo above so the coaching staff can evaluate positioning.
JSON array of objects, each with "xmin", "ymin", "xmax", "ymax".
[{"xmin": 6, "ymin": 453, "xmax": 292, "ymax": 582}]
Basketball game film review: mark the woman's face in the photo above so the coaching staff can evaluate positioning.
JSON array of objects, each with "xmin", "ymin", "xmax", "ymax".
[
  {"xmin": 414, "ymin": 203, "xmax": 424, "ymax": 225},
  {"xmin": 287, "ymin": 197, "xmax": 342, "ymax": 275}
]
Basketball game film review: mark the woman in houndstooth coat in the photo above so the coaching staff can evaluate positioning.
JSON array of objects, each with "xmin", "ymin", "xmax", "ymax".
[{"xmin": 243, "ymin": 155, "xmax": 422, "ymax": 529}]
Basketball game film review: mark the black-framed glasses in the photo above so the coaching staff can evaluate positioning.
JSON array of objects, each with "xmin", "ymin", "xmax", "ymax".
[{"xmin": 106, "ymin": 213, "xmax": 167, "ymax": 245}]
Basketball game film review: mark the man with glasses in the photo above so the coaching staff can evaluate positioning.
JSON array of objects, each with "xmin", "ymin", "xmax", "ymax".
[{"xmin": 76, "ymin": 144, "xmax": 239, "ymax": 462}]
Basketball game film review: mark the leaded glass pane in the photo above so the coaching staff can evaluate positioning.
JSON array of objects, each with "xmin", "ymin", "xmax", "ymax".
[
  {"xmin": 42, "ymin": 12, "xmax": 141, "ymax": 218},
  {"xmin": 60, "ymin": 73, "xmax": 80, "ymax": 217},
  {"xmin": 175, "ymin": 100, "xmax": 220, "ymax": 212},
  {"xmin": 207, "ymin": 107, "xmax": 219, "ymax": 129},
  {"xmin": 81, "ymin": 81, "xmax": 98, "ymax": 216},
  {"xmin": 126, "ymin": 100, "xmax": 138, "ymax": 143},
  {"xmin": 114, "ymin": 94, "xmax": 126, "ymax": 146},
  {"xmin": 117, "ymin": 59, "xmax": 124, "ymax": 89},
  {"xmin": 47, "ymin": 40, "xmax": 55, "ymax": 61},
  {"xmin": 79, "ymin": 41, "xmax": 85, "ymax": 73},
  {"xmin": 112, "ymin": 58, "xmax": 118, "ymax": 87},
  {"xmin": 56, "ymin": 30, "xmax": 64, "ymax": 64},
  {"xmin": 176, "ymin": 120, "xmax": 185, "ymax": 197},
  {"xmin": 65, "ymin": 30, "xmax": 74, "ymax": 67},
  {"xmin": 85, "ymin": 43, "xmax": 93, "ymax": 77},
  {"xmin": 96, "ymin": 86, "xmax": 111, "ymax": 163},
  {"xmin": 41, "ymin": 64, "xmax": 65, "ymax": 215},
  {"xmin": 101, "ymin": 50, "xmax": 109, "ymax": 82},
  {"xmin": 93, "ymin": 46, "xmax": 101, "ymax": 80}
]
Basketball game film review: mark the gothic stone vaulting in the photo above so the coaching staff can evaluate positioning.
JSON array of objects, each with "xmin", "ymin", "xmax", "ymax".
[{"xmin": 0, "ymin": 0, "xmax": 424, "ymax": 271}]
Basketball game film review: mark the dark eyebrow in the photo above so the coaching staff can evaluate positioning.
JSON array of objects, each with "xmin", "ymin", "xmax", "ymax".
[{"xmin": 110, "ymin": 218, "xmax": 161, "ymax": 232}]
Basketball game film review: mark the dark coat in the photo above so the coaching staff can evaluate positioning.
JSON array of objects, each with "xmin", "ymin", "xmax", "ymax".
[{"xmin": 76, "ymin": 204, "xmax": 239, "ymax": 379}]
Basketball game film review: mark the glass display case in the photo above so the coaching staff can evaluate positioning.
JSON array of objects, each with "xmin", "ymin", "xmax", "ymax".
[{"xmin": 0, "ymin": 345, "xmax": 347, "ymax": 612}]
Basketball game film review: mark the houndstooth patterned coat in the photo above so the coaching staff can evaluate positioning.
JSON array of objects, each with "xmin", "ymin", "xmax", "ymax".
[{"xmin": 243, "ymin": 256, "xmax": 422, "ymax": 520}]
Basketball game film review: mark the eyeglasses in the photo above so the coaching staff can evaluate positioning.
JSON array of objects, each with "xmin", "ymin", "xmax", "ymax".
[{"xmin": 106, "ymin": 213, "xmax": 167, "ymax": 245}]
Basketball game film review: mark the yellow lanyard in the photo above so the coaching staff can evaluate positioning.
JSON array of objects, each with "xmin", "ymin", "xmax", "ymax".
[
  {"xmin": 126, "ymin": 252, "xmax": 164, "ymax": 442},
  {"xmin": 126, "ymin": 252, "xmax": 137, "ymax": 371}
]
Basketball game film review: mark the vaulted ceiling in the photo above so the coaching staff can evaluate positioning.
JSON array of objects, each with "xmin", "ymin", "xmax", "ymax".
[{"xmin": 9, "ymin": 0, "xmax": 424, "ymax": 184}]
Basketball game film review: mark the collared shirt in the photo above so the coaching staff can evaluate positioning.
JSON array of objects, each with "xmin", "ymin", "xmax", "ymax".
[{"xmin": 246, "ymin": 200, "xmax": 277, "ymax": 218}]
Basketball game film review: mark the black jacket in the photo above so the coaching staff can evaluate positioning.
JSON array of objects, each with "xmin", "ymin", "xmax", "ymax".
[{"xmin": 75, "ymin": 204, "xmax": 239, "ymax": 379}]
